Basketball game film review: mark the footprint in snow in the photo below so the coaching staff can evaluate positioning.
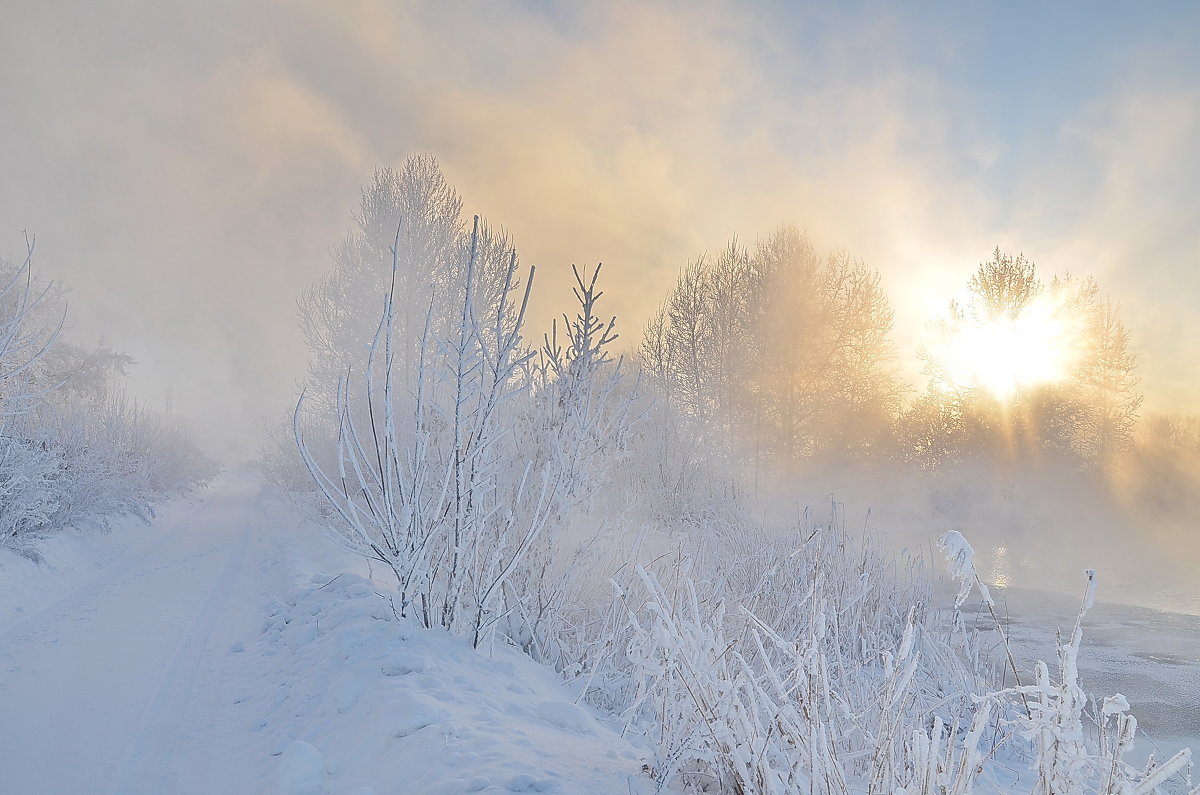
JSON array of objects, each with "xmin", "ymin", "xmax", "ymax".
[
  {"xmin": 380, "ymin": 650, "xmax": 431, "ymax": 676},
  {"xmin": 508, "ymin": 773, "xmax": 559, "ymax": 792},
  {"xmin": 379, "ymin": 692, "xmax": 445, "ymax": 738},
  {"xmin": 333, "ymin": 675, "xmax": 365, "ymax": 713},
  {"xmin": 535, "ymin": 701, "xmax": 595, "ymax": 735}
]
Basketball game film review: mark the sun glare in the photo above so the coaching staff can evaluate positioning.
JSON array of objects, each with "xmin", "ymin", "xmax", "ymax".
[{"xmin": 931, "ymin": 294, "xmax": 1080, "ymax": 401}]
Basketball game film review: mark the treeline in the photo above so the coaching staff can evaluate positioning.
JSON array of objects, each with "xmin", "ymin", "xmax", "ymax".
[
  {"xmin": 0, "ymin": 239, "xmax": 217, "ymax": 558},
  {"xmin": 646, "ymin": 238, "xmax": 1149, "ymax": 478}
]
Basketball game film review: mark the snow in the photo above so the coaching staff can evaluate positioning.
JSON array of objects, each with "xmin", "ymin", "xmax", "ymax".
[
  {"xmin": 3, "ymin": 467, "xmax": 1197, "ymax": 792},
  {"xmin": 938, "ymin": 529, "xmax": 994, "ymax": 608},
  {"xmin": 277, "ymin": 741, "xmax": 325, "ymax": 795},
  {"xmin": 0, "ymin": 468, "xmax": 649, "ymax": 794},
  {"xmin": 1104, "ymin": 693, "xmax": 1132, "ymax": 716},
  {"xmin": 534, "ymin": 702, "xmax": 597, "ymax": 735},
  {"xmin": 380, "ymin": 650, "xmax": 433, "ymax": 677}
]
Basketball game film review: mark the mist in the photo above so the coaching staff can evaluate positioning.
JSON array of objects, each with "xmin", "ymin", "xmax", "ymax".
[{"xmin": 3, "ymin": 0, "xmax": 1198, "ymax": 616}]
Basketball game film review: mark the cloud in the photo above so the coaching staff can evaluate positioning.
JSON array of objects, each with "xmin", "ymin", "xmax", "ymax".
[
  {"xmin": 1, "ymin": 0, "xmax": 1196, "ymax": 461},
  {"xmin": 1007, "ymin": 80, "xmax": 1200, "ymax": 410}
]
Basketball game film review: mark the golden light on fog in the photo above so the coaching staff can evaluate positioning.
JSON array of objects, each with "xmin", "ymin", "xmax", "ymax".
[{"xmin": 930, "ymin": 293, "xmax": 1081, "ymax": 401}]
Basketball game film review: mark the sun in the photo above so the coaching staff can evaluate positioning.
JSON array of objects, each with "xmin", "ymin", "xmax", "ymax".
[{"xmin": 929, "ymin": 292, "xmax": 1080, "ymax": 401}]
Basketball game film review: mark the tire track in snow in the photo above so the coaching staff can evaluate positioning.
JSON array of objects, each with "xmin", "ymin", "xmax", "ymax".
[
  {"xmin": 106, "ymin": 512, "xmax": 251, "ymax": 795},
  {"xmin": 0, "ymin": 499, "xmax": 206, "ymax": 649}
]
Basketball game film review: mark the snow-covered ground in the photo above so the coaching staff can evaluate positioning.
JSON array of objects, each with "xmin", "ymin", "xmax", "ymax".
[
  {"xmin": 2, "ymin": 468, "xmax": 1196, "ymax": 793},
  {"xmin": 0, "ymin": 469, "xmax": 649, "ymax": 794}
]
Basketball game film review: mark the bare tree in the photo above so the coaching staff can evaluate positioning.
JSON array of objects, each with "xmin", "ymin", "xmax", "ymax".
[{"xmin": 967, "ymin": 248, "xmax": 1040, "ymax": 321}]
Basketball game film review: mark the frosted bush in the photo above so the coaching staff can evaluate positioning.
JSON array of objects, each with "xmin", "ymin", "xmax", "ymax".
[
  {"xmin": 0, "ymin": 240, "xmax": 214, "ymax": 552},
  {"xmin": 0, "ymin": 436, "xmax": 60, "ymax": 556}
]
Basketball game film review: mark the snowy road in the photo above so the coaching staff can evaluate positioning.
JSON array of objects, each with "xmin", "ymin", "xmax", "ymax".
[
  {"xmin": 0, "ymin": 473, "xmax": 265, "ymax": 794},
  {"xmin": 0, "ymin": 472, "xmax": 650, "ymax": 795}
]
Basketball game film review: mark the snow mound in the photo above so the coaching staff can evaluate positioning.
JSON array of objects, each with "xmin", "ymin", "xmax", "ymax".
[
  {"xmin": 276, "ymin": 740, "xmax": 324, "ymax": 795},
  {"xmin": 535, "ymin": 702, "xmax": 596, "ymax": 735},
  {"xmin": 240, "ymin": 525, "xmax": 651, "ymax": 794}
]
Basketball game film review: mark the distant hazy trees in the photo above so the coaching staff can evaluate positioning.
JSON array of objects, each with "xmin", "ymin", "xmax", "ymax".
[
  {"xmin": 642, "ymin": 226, "xmax": 903, "ymax": 468},
  {"xmin": 1125, "ymin": 411, "xmax": 1200, "ymax": 524},
  {"xmin": 1071, "ymin": 290, "xmax": 1142, "ymax": 463},
  {"xmin": 300, "ymin": 155, "xmax": 496, "ymax": 413}
]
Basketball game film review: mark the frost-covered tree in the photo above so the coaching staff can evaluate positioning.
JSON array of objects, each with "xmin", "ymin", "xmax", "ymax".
[
  {"xmin": 1073, "ymin": 296, "xmax": 1141, "ymax": 464},
  {"xmin": 0, "ymin": 240, "xmax": 65, "ymax": 551},
  {"xmin": 295, "ymin": 165, "xmax": 641, "ymax": 647},
  {"xmin": 298, "ymin": 155, "xmax": 516, "ymax": 415},
  {"xmin": 299, "ymin": 158, "xmax": 460, "ymax": 414},
  {"xmin": 909, "ymin": 250, "xmax": 1142, "ymax": 470},
  {"xmin": 643, "ymin": 226, "xmax": 902, "ymax": 469},
  {"xmin": 968, "ymin": 249, "xmax": 1040, "ymax": 321},
  {"xmin": 281, "ymin": 155, "xmax": 523, "ymax": 507},
  {"xmin": 752, "ymin": 230, "xmax": 901, "ymax": 460}
]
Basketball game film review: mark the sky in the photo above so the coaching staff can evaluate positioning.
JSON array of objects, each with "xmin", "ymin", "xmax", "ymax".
[{"xmin": 2, "ymin": 0, "xmax": 1198, "ymax": 459}]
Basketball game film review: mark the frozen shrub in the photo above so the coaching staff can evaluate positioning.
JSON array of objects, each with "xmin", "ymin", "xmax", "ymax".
[{"xmin": 0, "ymin": 436, "xmax": 60, "ymax": 557}]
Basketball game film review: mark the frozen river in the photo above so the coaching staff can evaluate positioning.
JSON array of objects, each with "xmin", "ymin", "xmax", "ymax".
[{"xmin": 964, "ymin": 585, "xmax": 1200, "ymax": 771}]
